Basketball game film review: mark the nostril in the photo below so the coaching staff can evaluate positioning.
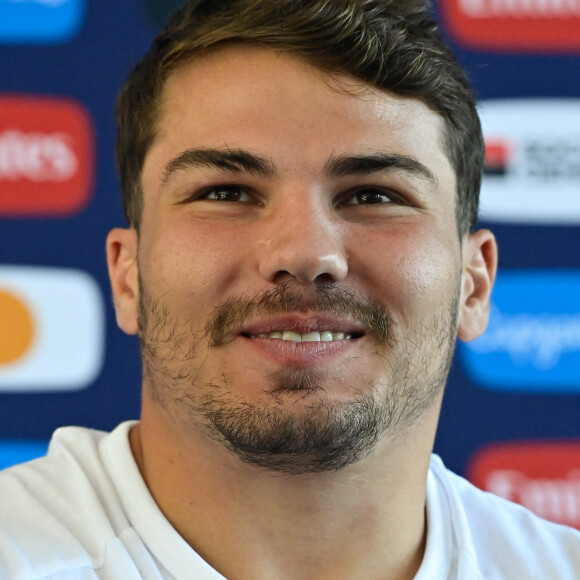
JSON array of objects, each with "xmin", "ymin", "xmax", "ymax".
[
  {"xmin": 314, "ymin": 273, "xmax": 335, "ymax": 284},
  {"xmin": 259, "ymin": 236, "xmax": 348, "ymax": 284},
  {"xmin": 273, "ymin": 271, "xmax": 338, "ymax": 285},
  {"xmin": 272, "ymin": 270, "xmax": 294, "ymax": 284}
]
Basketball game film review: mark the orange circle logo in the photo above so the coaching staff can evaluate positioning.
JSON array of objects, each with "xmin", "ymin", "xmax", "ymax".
[{"xmin": 0, "ymin": 289, "xmax": 35, "ymax": 364}]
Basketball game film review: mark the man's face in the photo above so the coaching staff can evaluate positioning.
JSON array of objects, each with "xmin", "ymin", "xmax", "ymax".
[{"xmin": 114, "ymin": 47, "xmax": 486, "ymax": 473}]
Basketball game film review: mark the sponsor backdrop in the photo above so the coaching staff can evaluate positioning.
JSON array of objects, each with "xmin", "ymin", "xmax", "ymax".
[{"xmin": 0, "ymin": 0, "xmax": 579, "ymax": 527}]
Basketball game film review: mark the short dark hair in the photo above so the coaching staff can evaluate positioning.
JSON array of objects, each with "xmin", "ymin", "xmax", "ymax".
[{"xmin": 116, "ymin": 0, "xmax": 483, "ymax": 236}]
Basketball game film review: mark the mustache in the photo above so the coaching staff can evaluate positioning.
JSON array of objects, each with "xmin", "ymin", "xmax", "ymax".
[{"xmin": 205, "ymin": 282, "xmax": 391, "ymax": 347}]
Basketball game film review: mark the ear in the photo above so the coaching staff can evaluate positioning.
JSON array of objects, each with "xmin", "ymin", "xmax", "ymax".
[
  {"xmin": 457, "ymin": 229, "xmax": 498, "ymax": 342},
  {"xmin": 106, "ymin": 227, "xmax": 139, "ymax": 335}
]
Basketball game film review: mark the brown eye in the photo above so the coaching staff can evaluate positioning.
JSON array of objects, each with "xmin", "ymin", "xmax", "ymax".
[
  {"xmin": 204, "ymin": 185, "xmax": 252, "ymax": 202},
  {"xmin": 345, "ymin": 188, "xmax": 393, "ymax": 205}
]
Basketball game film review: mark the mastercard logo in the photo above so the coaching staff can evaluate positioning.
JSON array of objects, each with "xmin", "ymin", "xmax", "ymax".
[
  {"xmin": 0, "ymin": 266, "xmax": 105, "ymax": 392},
  {"xmin": 0, "ymin": 289, "xmax": 35, "ymax": 365}
]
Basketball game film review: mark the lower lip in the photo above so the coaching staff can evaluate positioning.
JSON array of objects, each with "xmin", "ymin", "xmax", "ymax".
[{"xmin": 237, "ymin": 335, "xmax": 362, "ymax": 367}]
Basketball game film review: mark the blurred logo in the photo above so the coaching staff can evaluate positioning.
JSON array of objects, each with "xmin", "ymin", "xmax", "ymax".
[
  {"xmin": 478, "ymin": 99, "xmax": 580, "ymax": 224},
  {"xmin": 483, "ymin": 138, "xmax": 514, "ymax": 177},
  {"xmin": 441, "ymin": 0, "xmax": 580, "ymax": 52},
  {"xmin": 0, "ymin": 440, "xmax": 48, "ymax": 470},
  {"xmin": 459, "ymin": 271, "xmax": 580, "ymax": 392},
  {"xmin": 0, "ymin": 0, "xmax": 85, "ymax": 44},
  {"xmin": 0, "ymin": 266, "xmax": 105, "ymax": 392},
  {"xmin": 467, "ymin": 442, "xmax": 580, "ymax": 529},
  {"xmin": 0, "ymin": 95, "xmax": 94, "ymax": 217}
]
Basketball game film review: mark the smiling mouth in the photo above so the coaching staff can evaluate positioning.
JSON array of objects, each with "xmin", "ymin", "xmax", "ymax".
[{"xmin": 244, "ymin": 331, "xmax": 363, "ymax": 342}]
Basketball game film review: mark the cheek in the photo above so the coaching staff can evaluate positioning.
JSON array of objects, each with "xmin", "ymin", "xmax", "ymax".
[
  {"xmin": 139, "ymin": 217, "xmax": 251, "ymax": 308},
  {"xmin": 353, "ymin": 226, "xmax": 461, "ymax": 319},
  {"xmin": 399, "ymin": 246, "xmax": 457, "ymax": 299}
]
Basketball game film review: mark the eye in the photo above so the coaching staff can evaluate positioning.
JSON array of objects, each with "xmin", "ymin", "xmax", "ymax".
[
  {"xmin": 202, "ymin": 185, "xmax": 252, "ymax": 203},
  {"xmin": 342, "ymin": 187, "xmax": 395, "ymax": 206}
]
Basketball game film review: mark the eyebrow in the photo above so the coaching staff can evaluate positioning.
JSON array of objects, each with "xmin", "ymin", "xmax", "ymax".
[
  {"xmin": 161, "ymin": 148, "xmax": 276, "ymax": 184},
  {"xmin": 324, "ymin": 152, "xmax": 439, "ymax": 188},
  {"xmin": 161, "ymin": 147, "xmax": 438, "ymax": 190}
]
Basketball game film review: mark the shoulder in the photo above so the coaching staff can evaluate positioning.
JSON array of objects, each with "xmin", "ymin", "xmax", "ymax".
[
  {"xmin": 429, "ymin": 455, "xmax": 580, "ymax": 579},
  {"xmin": 0, "ymin": 425, "xmax": 113, "ymax": 509},
  {"xmin": 0, "ymin": 423, "xmax": 135, "ymax": 579}
]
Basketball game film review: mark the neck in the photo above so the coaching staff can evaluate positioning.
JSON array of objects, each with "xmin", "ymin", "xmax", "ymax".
[{"xmin": 130, "ymin": 396, "xmax": 440, "ymax": 580}]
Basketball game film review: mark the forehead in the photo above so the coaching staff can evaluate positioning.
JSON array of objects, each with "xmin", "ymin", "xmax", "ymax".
[{"xmin": 145, "ymin": 46, "xmax": 454, "ymax": 193}]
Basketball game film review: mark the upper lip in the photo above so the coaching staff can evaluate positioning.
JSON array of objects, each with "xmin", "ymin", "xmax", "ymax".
[{"xmin": 236, "ymin": 313, "xmax": 367, "ymax": 337}]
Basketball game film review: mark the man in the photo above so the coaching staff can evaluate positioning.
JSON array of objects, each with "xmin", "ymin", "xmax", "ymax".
[{"xmin": 1, "ymin": 0, "xmax": 579, "ymax": 578}]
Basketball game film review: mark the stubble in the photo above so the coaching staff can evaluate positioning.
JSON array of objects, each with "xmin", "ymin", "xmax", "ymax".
[{"xmin": 138, "ymin": 279, "xmax": 458, "ymax": 474}]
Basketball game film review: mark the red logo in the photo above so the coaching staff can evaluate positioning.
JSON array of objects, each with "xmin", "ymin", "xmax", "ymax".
[
  {"xmin": 0, "ymin": 95, "xmax": 94, "ymax": 217},
  {"xmin": 484, "ymin": 138, "xmax": 515, "ymax": 176},
  {"xmin": 440, "ymin": 0, "xmax": 580, "ymax": 52},
  {"xmin": 467, "ymin": 442, "xmax": 580, "ymax": 528}
]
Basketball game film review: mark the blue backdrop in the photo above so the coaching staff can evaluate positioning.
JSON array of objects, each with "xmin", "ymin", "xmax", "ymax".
[{"xmin": 1, "ymin": 0, "xmax": 579, "ymax": 528}]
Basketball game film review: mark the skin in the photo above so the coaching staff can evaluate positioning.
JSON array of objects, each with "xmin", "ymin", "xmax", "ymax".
[{"xmin": 107, "ymin": 47, "xmax": 497, "ymax": 580}]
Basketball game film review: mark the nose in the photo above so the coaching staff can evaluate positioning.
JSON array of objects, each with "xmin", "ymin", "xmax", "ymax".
[{"xmin": 258, "ymin": 199, "xmax": 348, "ymax": 285}]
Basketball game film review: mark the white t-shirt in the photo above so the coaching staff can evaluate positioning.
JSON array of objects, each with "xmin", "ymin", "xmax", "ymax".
[{"xmin": 1, "ymin": 422, "xmax": 579, "ymax": 579}]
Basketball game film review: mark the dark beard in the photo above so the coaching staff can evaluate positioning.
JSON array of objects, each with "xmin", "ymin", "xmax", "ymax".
[
  {"xmin": 198, "ymin": 382, "xmax": 389, "ymax": 474},
  {"xmin": 138, "ymin": 280, "xmax": 458, "ymax": 475}
]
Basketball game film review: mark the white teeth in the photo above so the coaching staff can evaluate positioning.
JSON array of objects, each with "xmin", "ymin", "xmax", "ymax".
[
  {"xmin": 250, "ymin": 330, "xmax": 353, "ymax": 342},
  {"xmin": 320, "ymin": 331, "xmax": 333, "ymax": 342},
  {"xmin": 282, "ymin": 330, "xmax": 302, "ymax": 342}
]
